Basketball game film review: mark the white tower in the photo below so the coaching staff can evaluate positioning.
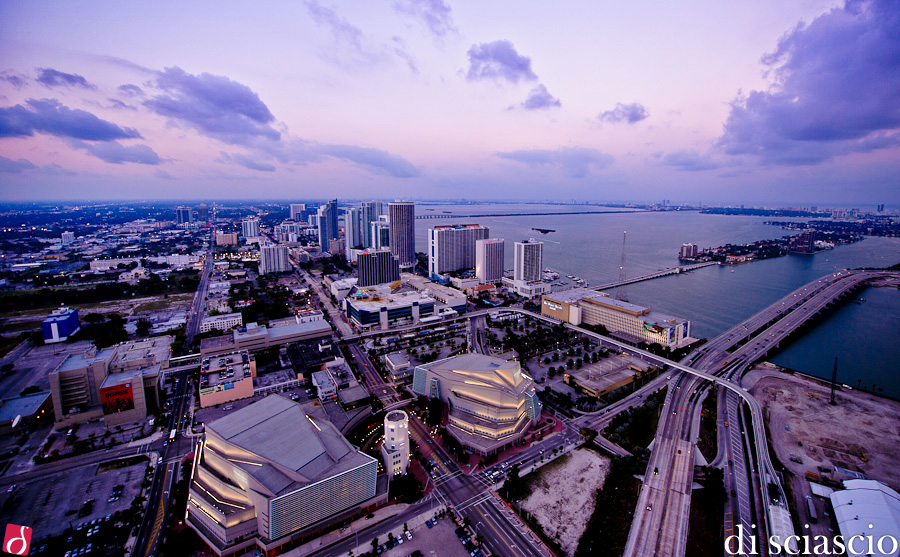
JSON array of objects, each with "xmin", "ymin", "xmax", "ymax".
[{"xmin": 381, "ymin": 410, "xmax": 409, "ymax": 477}]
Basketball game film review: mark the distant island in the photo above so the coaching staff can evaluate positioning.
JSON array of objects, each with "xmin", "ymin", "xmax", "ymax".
[{"xmin": 532, "ymin": 227, "xmax": 556, "ymax": 234}]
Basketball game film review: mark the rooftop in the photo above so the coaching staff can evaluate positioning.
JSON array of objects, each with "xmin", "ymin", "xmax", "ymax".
[
  {"xmin": 57, "ymin": 347, "xmax": 116, "ymax": 372},
  {"xmin": 0, "ymin": 392, "xmax": 51, "ymax": 422}
]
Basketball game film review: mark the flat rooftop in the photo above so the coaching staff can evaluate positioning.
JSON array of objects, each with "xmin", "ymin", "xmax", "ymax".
[
  {"xmin": 348, "ymin": 290, "xmax": 435, "ymax": 311},
  {"xmin": 57, "ymin": 348, "xmax": 116, "ymax": 372}
]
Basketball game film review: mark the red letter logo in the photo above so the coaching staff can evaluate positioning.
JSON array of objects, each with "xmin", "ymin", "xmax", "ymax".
[{"xmin": 3, "ymin": 524, "xmax": 31, "ymax": 555}]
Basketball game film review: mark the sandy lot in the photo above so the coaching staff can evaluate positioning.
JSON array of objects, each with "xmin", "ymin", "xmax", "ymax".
[
  {"xmin": 749, "ymin": 369, "xmax": 900, "ymax": 490},
  {"xmin": 518, "ymin": 448, "xmax": 610, "ymax": 556}
]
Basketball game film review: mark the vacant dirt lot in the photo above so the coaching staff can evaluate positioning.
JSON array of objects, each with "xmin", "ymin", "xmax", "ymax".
[{"xmin": 519, "ymin": 448, "xmax": 610, "ymax": 556}]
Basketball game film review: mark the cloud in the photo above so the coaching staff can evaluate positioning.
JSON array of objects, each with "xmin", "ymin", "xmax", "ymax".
[
  {"xmin": 659, "ymin": 150, "xmax": 721, "ymax": 171},
  {"xmin": 518, "ymin": 84, "xmax": 561, "ymax": 110},
  {"xmin": 392, "ymin": 37, "xmax": 419, "ymax": 74},
  {"xmin": 466, "ymin": 40, "xmax": 538, "ymax": 83},
  {"xmin": 598, "ymin": 102, "xmax": 649, "ymax": 124},
  {"xmin": 143, "ymin": 66, "xmax": 279, "ymax": 145},
  {"xmin": 0, "ymin": 99, "xmax": 142, "ymax": 140},
  {"xmin": 496, "ymin": 146, "xmax": 614, "ymax": 178},
  {"xmin": 261, "ymin": 139, "xmax": 421, "ymax": 178},
  {"xmin": 36, "ymin": 68, "xmax": 95, "ymax": 89},
  {"xmin": 304, "ymin": 0, "xmax": 364, "ymax": 51},
  {"xmin": 69, "ymin": 139, "xmax": 161, "ymax": 165},
  {"xmin": 0, "ymin": 156, "xmax": 38, "ymax": 173},
  {"xmin": 220, "ymin": 152, "xmax": 276, "ymax": 172},
  {"xmin": 1, "ymin": 71, "xmax": 28, "ymax": 89},
  {"xmin": 393, "ymin": 0, "xmax": 457, "ymax": 38},
  {"xmin": 717, "ymin": 0, "xmax": 900, "ymax": 165},
  {"xmin": 118, "ymin": 84, "xmax": 144, "ymax": 98}
]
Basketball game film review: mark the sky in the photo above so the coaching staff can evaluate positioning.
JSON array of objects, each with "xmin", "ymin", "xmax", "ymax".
[{"xmin": 0, "ymin": 0, "xmax": 898, "ymax": 205}]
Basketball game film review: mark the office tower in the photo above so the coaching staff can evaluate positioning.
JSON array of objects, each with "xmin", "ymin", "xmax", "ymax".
[
  {"xmin": 290, "ymin": 203, "xmax": 307, "ymax": 222},
  {"xmin": 427, "ymin": 224, "xmax": 490, "ymax": 278},
  {"xmin": 242, "ymin": 217, "xmax": 260, "ymax": 238},
  {"xmin": 389, "ymin": 201, "xmax": 415, "ymax": 270},
  {"xmin": 514, "ymin": 239, "xmax": 543, "ymax": 282},
  {"xmin": 360, "ymin": 199, "xmax": 383, "ymax": 247},
  {"xmin": 317, "ymin": 199, "xmax": 339, "ymax": 249},
  {"xmin": 680, "ymin": 243, "xmax": 699, "ymax": 258},
  {"xmin": 259, "ymin": 245, "xmax": 291, "ymax": 274},
  {"xmin": 196, "ymin": 203, "xmax": 209, "ymax": 222},
  {"xmin": 61, "ymin": 231, "xmax": 75, "ymax": 246},
  {"xmin": 381, "ymin": 410, "xmax": 410, "ymax": 477},
  {"xmin": 176, "ymin": 206, "xmax": 192, "ymax": 225},
  {"xmin": 344, "ymin": 207, "xmax": 362, "ymax": 261},
  {"xmin": 476, "ymin": 238, "xmax": 505, "ymax": 284},
  {"xmin": 328, "ymin": 238, "xmax": 344, "ymax": 256},
  {"xmin": 357, "ymin": 249, "xmax": 401, "ymax": 287},
  {"xmin": 371, "ymin": 220, "xmax": 390, "ymax": 250}
]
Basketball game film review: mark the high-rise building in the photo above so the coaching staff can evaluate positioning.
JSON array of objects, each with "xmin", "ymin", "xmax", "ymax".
[
  {"xmin": 476, "ymin": 238, "xmax": 505, "ymax": 284},
  {"xmin": 344, "ymin": 207, "xmax": 362, "ymax": 261},
  {"xmin": 381, "ymin": 410, "xmax": 410, "ymax": 477},
  {"xmin": 360, "ymin": 199, "xmax": 382, "ymax": 247},
  {"xmin": 427, "ymin": 224, "xmax": 490, "ymax": 279},
  {"xmin": 389, "ymin": 201, "xmax": 415, "ymax": 270},
  {"xmin": 357, "ymin": 249, "xmax": 400, "ymax": 287},
  {"xmin": 196, "ymin": 203, "xmax": 209, "ymax": 222},
  {"xmin": 242, "ymin": 218, "xmax": 260, "ymax": 238},
  {"xmin": 371, "ymin": 220, "xmax": 390, "ymax": 250},
  {"xmin": 290, "ymin": 203, "xmax": 307, "ymax": 222},
  {"xmin": 215, "ymin": 232, "xmax": 239, "ymax": 246},
  {"xmin": 176, "ymin": 206, "xmax": 192, "ymax": 225},
  {"xmin": 514, "ymin": 239, "xmax": 543, "ymax": 282},
  {"xmin": 680, "ymin": 243, "xmax": 699, "ymax": 259},
  {"xmin": 317, "ymin": 199, "xmax": 339, "ymax": 249},
  {"xmin": 61, "ymin": 231, "xmax": 75, "ymax": 246},
  {"xmin": 259, "ymin": 245, "xmax": 291, "ymax": 274}
]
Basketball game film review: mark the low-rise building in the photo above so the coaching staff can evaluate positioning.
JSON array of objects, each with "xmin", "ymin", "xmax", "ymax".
[
  {"xmin": 384, "ymin": 353, "xmax": 411, "ymax": 382},
  {"xmin": 199, "ymin": 351, "xmax": 257, "ymax": 408},
  {"xmin": 564, "ymin": 354, "xmax": 654, "ymax": 397},
  {"xmin": 42, "ymin": 306, "xmax": 80, "ymax": 344},
  {"xmin": 412, "ymin": 353, "xmax": 541, "ymax": 456},
  {"xmin": 200, "ymin": 312, "xmax": 243, "ymax": 333},
  {"xmin": 312, "ymin": 370, "xmax": 338, "ymax": 400},
  {"xmin": 345, "ymin": 290, "xmax": 436, "ymax": 331},
  {"xmin": 200, "ymin": 314, "xmax": 331, "ymax": 358}
]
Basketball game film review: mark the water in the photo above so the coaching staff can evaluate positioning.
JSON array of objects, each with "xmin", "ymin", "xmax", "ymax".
[{"xmin": 414, "ymin": 204, "xmax": 900, "ymax": 398}]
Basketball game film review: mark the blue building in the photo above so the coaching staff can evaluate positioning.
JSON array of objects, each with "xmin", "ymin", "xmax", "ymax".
[{"xmin": 42, "ymin": 307, "xmax": 80, "ymax": 344}]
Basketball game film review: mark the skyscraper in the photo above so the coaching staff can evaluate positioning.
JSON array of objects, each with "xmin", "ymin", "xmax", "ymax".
[
  {"xmin": 428, "ymin": 224, "xmax": 490, "ymax": 278},
  {"xmin": 357, "ymin": 249, "xmax": 401, "ymax": 287},
  {"xmin": 259, "ymin": 245, "xmax": 291, "ymax": 274},
  {"xmin": 196, "ymin": 203, "xmax": 209, "ymax": 222},
  {"xmin": 61, "ymin": 231, "xmax": 75, "ymax": 246},
  {"xmin": 371, "ymin": 220, "xmax": 390, "ymax": 250},
  {"xmin": 360, "ymin": 199, "xmax": 382, "ymax": 247},
  {"xmin": 514, "ymin": 239, "xmax": 543, "ymax": 282},
  {"xmin": 389, "ymin": 201, "xmax": 415, "ymax": 270},
  {"xmin": 381, "ymin": 410, "xmax": 409, "ymax": 478},
  {"xmin": 242, "ymin": 217, "xmax": 260, "ymax": 238},
  {"xmin": 290, "ymin": 203, "xmax": 307, "ymax": 222},
  {"xmin": 176, "ymin": 206, "xmax": 192, "ymax": 225},
  {"xmin": 344, "ymin": 207, "xmax": 362, "ymax": 261},
  {"xmin": 317, "ymin": 199, "xmax": 339, "ymax": 250},
  {"xmin": 476, "ymin": 238, "xmax": 505, "ymax": 284}
]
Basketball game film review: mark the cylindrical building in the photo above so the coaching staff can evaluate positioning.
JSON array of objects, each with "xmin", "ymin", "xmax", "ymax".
[{"xmin": 381, "ymin": 410, "xmax": 410, "ymax": 477}]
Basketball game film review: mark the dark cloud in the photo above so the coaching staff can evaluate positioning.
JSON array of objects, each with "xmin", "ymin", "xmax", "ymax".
[
  {"xmin": 144, "ymin": 67, "xmax": 279, "ymax": 145},
  {"xmin": 466, "ymin": 40, "xmax": 538, "ymax": 83},
  {"xmin": 660, "ymin": 150, "xmax": 721, "ymax": 171},
  {"xmin": 221, "ymin": 152, "xmax": 276, "ymax": 172},
  {"xmin": 118, "ymin": 84, "xmax": 144, "ymax": 98},
  {"xmin": 598, "ymin": 102, "xmax": 649, "ymax": 124},
  {"xmin": 519, "ymin": 84, "xmax": 561, "ymax": 110},
  {"xmin": 1, "ymin": 72, "xmax": 28, "ymax": 89},
  {"xmin": 496, "ymin": 147, "xmax": 614, "ymax": 178},
  {"xmin": 393, "ymin": 0, "xmax": 457, "ymax": 38},
  {"xmin": 69, "ymin": 140, "xmax": 161, "ymax": 165},
  {"xmin": 718, "ymin": 0, "xmax": 900, "ymax": 165},
  {"xmin": 106, "ymin": 99, "xmax": 136, "ymax": 111},
  {"xmin": 304, "ymin": 0, "xmax": 364, "ymax": 51},
  {"xmin": 0, "ymin": 99, "xmax": 142, "ymax": 140},
  {"xmin": 0, "ymin": 156, "xmax": 38, "ymax": 173},
  {"xmin": 36, "ymin": 68, "xmax": 95, "ymax": 89},
  {"xmin": 392, "ymin": 37, "xmax": 419, "ymax": 74}
]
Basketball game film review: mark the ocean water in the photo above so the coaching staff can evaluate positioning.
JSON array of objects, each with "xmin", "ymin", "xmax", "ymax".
[{"xmin": 413, "ymin": 204, "xmax": 900, "ymax": 397}]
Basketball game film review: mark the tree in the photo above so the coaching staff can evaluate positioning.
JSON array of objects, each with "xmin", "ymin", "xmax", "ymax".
[
  {"xmin": 579, "ymin": 427, "xmax": 598, "ymax": 444},
  {"xmin": 136, "ymin": 318, "xmax": 152, "ymax": 337}
]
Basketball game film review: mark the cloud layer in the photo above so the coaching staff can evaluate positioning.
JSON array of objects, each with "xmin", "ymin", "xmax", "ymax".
[
  {"xmin": 717, "ymin": 0, "xmax": 900, "ymax": 165},
  {"xmin": 466, "ymin": 40, "xmax": 538, "ymax": 83},
  {"xmin": 496, "ymin": 147, "xmax": 614, "ymax": 178},
  {"xmin": 36, "ymin": 68, "xmax": 95, "ymax": 89},
  {"xmin": 0, "ymin": 99, "xmax": 141, "ymax": 140}
]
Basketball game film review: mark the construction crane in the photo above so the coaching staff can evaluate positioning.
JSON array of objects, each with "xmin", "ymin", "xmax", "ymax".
[{"xmin": 616, "ymin": 231, "xmax": 628, "ymax": 302}]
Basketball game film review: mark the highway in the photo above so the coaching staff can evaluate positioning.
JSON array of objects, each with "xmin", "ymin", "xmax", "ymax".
[{"xmin": 184, "ymin": 231, "xmax": 215, "ymax": 349}]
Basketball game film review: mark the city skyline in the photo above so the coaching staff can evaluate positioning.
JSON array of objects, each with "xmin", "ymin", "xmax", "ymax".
[{"xmin": 1, "ymin": 0, "xmax": 899, "ymax": 204}]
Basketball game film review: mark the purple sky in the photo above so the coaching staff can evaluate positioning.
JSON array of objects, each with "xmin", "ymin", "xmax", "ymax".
[{"xmin": 1, "ymin": 0, "xmax": 898, "ymax": 204}]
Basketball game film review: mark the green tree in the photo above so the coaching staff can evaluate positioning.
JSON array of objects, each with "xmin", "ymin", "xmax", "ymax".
[{"xmin": 136, "ymin": 318, "xmax": 152, "ymax": 337}]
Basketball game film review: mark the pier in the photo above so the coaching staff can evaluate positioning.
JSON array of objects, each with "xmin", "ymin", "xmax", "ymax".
[{"xmin": 590, "ymin": 261, "xmax": 717, "ymax": 291}]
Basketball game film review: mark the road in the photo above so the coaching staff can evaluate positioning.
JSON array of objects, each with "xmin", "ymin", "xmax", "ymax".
[{"xmin": 184, "ymin": 231, "xmax": 215, "ymax": 349}]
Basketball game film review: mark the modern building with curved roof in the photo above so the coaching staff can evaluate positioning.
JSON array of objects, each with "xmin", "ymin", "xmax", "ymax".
[{"xmin": 412, "ymin": 353, "xmax": 542, "ymax": 456}]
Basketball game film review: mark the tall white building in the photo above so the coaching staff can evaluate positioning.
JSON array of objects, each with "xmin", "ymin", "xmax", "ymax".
[
  {"xmin": 475, "ymin": 238, "xmax": 504, "ymax": 284},
  {"xmin": 259, "ymin": 245, "xmax": 291, "ymax": 274},
  {"xmin": 371, "ymin": 219, "xmax": 390, "ymax": 250},
  {"xmin": 514, "ymin": 239, "xmax": 543, "ymax": 282},
  {"xmin": 344, "ymin": 207, "xmax": 362, "ymax": 261},
  {"xmin": 380, "ymin": 410, "xmax": 409, "ymax": 477},
  {"xmin": 427, "ymin": 224, "xmax": 490, "ymax": 279},
  {"xmin": 389, "ymin": 201, "xmax": 416, "ymax": 270},
  {"xmin": 61, "ymin": 231, "xmax": 75, "ymax": 245},
  {"xmin": 289, "ymin": 203, "xmax": 306, "ymax": 222},
  {"xmin": 360, "ymin": 199, "xmax": 382, "ymax": 247},
  {"xmin": 242, "ymin": 218, "xmax": 261, "ymax": 239}
]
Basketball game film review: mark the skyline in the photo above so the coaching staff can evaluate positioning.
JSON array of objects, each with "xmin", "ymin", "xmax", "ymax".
[{"xmin": 1, "ymin": 0, "xmax": 899, "ymax": 204}]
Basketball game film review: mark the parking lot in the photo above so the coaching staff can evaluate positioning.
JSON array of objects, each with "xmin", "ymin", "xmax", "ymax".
[{"xmin": 382, "ymin": 517, "xmax": 471, "ymax": 557}]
